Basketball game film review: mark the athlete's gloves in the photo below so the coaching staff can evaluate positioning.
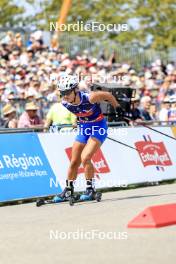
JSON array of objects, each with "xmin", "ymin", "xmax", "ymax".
[{"xmin": 115, "ymin": 106, "xmax": 125, "ymax": 117}]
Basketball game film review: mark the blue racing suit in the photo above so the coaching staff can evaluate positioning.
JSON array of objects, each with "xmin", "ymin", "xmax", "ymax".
[{"xmin": 62, "ymin": 91, "xmax": 108, "ymax": 144}]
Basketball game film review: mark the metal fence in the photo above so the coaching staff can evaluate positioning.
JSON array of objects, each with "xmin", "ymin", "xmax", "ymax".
[
  {"xmin": 59, "ymin": 33, "xmax": 176, "ymax": 69},
  {"xmin": 0, "ymin": 27, "xmax": 175, "ymax": 69}
]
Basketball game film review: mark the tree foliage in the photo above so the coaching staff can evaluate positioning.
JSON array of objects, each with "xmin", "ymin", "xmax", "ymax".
[
  {"xmin": 0, "ymin": 0, "xmax": 175, "ymax": 50},
  {"xmin": 0, "ymin": 0, "xmax": 24, "ymax": 27},
  {"xmin": 34, "ymin": 0, "xmax": 175, "ymax": 50},
  {"xmin": 131, "ymin": 0, "xmax": 176, "ymax": 50}
]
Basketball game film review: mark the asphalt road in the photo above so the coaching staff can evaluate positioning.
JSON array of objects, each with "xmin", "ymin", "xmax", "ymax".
[{"xmin": 1, "ymin": 183, "xmax": 176, "ymax": 264}]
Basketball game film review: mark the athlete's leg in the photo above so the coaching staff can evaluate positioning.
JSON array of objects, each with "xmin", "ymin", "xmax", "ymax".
[
  {"xmin": 53, "ymin": 140, "xmax": 85, "ymax": 202},
  {"xmin": 80, "ymin": 119, "xmax": 107, "ymax": 178},
  {"xmin": 81, "ymin": 137, "xmax": 101, "ymax": 180},
  {"xmin": 79, "ymin": 137, "xmax": 101, "ymax": 200},
  {"xmin": 67, "ymin": 140, "xmax": 86, "ymax": 181}
]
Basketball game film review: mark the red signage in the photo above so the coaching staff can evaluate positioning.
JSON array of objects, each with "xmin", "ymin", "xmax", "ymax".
[
  {"xmin": 135, "ymin": 141, "xmax": 172, "ymax": 167},
  {"xmin": 65, "ymin": 147, "xmax": 110, "ymax": 174}
]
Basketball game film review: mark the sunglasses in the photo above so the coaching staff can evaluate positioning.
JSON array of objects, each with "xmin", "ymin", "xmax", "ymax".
[{"xmin": 60, "ymin": 89, "xmax": 73, "ymax": 97}]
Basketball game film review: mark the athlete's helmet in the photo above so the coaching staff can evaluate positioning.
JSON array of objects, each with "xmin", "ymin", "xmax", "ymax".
[{"xmin": 57, "ymin": 75, "xmax": 78, "ymax": 94}]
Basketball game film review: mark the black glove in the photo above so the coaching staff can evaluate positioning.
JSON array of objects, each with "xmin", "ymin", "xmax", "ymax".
[{"xmin": 115, "ymin": 106, "xmax": 125, "ymax": 117}]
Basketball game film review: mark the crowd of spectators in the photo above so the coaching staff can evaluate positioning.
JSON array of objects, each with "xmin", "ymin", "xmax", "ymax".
[{"xmin": 0, "ymin": 30, "xmax": 176, "ymax": 129}]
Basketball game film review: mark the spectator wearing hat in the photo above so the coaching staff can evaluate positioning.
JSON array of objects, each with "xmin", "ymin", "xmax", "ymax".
[
  {"xmin": 1, "ymin": 103, "xmax": 17, "ymax": 128},
  {"xmin": 25, "ymin": 90, "xmax": 36, "ymax": 102},
  {"xmin": 18, "ymin": 102, "xmax": 43, "ymax": 128}
]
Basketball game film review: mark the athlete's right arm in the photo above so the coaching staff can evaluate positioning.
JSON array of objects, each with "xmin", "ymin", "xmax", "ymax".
[{"xmin": 89, "ymin": 91, "xmax": 120, "ymax": 109}]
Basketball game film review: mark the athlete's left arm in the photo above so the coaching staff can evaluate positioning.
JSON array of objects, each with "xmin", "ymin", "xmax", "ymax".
[{"xmin": 89, "ymin": 91, "xmax": 120, "ymax": 108}]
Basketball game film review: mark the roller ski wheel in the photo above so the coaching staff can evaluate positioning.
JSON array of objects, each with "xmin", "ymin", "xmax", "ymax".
[
  {"xmin": 69, "ymin": 196, "xmax": 75, "ymax": 206},
  {"xmin": 69, "ymin": 194, "xmax": 80, "ymax": 206},
  {"xmin": 95, "ymin": 192, "xmax": 102, "ymax": 202},
  {"xmin": 36, "ymin": 198, "xmax": 45, "ymax": 207}
]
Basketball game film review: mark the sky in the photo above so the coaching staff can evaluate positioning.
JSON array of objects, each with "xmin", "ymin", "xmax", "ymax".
[{"xmin": 14, "ymin": 0, "xmax": 42, "ymax": 17}]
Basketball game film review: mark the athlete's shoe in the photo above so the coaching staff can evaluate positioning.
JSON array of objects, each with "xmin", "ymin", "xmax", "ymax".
[
  {"xmin": 79, "ymin": 188, "xmax": 95, "ymax": 201},
  {"xmin": 52, "ymin": 187, "xmax": 72, "ymax": 203}
]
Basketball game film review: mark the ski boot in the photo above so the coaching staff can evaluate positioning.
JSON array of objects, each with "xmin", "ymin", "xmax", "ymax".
[
  {"xmin": 52, "ymin": 180, "xmax": 74, "ymax": 203},
  {"xmin": 69, "ymin": 179, "xmax": 102, "ymax": 206},
  {"xmin": 79, "ymin": 179, "xmax": 101, "ymax": 201},
  {"xmin": 79, "ymin": 187, "xmax": 102, "ymax": 201},
  {"xmin": 52, "ymin": 188, "xmax": 71, "ymax": 203},
  {"xmin": 69, "ymin": 188, "xmax": 102, "ymax": 206}
]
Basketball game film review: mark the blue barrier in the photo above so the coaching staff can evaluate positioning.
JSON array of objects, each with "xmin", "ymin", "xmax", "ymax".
[{"xmin": 0, "ymin": 133, "xmax": 61, "ymax": 202}]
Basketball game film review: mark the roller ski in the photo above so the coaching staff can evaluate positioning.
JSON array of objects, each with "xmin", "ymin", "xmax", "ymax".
[
  {"xmin": 36, "ymin": 180, "xmax": 79, "ymax": 207},
  {"xmin": 36, "ymin": 190, "xmax": 70, "ymax": 207},
  {"xmin": 36, "ymin": 197, "xmax": 62, "ymax": 207},
  {"xmin": 36, "ymin": 193, "xmax": 80, "ymax": 207},
  {"xmin": 69, "ymin": 187, "xmax": 102, "ymax": 206}
]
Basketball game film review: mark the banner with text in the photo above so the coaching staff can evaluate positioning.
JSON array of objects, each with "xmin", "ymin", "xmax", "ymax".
[{"xmin": 0, "ymin": 133, "xmax": 61, "ymax": 202}]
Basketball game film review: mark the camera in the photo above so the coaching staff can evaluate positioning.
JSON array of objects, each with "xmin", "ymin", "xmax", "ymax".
[{"xmin": 90, "ymin": 83, "xmax": 136, "ymax": 122}]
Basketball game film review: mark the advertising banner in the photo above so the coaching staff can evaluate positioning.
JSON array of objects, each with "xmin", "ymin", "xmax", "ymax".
[
  {"xmin": 0, "ymin": 133, "xmax": 61, "ymax": 202},
  {"xmin": 1, "ymin": 126, "xmax": 175, "ymax": 202},
  {"xmin": 38, "ymin": 127, "xmax": 176, "ymax": 192}
]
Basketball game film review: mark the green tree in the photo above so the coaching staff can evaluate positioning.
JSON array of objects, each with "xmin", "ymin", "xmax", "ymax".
[
  {"xmin": 0, "ymin": 0, "xmax": 24, "ymax": 27},
  {"xmin": 31, "ymin": 0, "xmax": 176, "ymax": 50},
  {"xmin": 131, "ymin": 0, "xmax": 176, "ymax": 50},
  {"xmin": 33, "ymin": 0, "xmax": 132, "ymax": 43}
]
